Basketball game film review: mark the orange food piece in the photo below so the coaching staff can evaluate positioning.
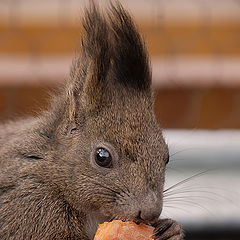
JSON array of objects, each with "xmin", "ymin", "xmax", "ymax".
[{"xmin": 94, "ymin": 220, "xmax": 155, "ymax": 240}]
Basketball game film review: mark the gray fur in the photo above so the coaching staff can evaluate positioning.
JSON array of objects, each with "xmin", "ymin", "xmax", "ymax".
[{"xmin": 0, "ymin": 3, "xmax": 169, "ymax": 240}]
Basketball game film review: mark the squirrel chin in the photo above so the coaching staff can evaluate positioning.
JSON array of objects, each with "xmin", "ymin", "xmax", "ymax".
[
  {"xmin": 85, "ymin": 210, "xmax": 136, "ymax": 239},
  {"xmin": 85, "ymin": 211, "xmax": 111, "ymax": 240}
]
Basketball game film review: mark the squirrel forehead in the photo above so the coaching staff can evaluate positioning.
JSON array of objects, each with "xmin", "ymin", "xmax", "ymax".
[
  {"xmin": 87, "ymin": 100, "xmax": 156, "ymax": 131},
  {"xmin": 84, "ymin": 104, "xmax": 163, "ymax": 148}
]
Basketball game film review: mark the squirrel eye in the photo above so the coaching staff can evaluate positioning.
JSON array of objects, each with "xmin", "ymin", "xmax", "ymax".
[{"xmin": 95, "ymin": 148, "xmax": 112, "ymax": 168}]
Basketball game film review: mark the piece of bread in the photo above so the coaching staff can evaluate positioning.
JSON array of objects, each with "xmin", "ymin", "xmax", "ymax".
[{"xmin": 94, "ymin": 220, "xmax": 155, "ymax": 240}]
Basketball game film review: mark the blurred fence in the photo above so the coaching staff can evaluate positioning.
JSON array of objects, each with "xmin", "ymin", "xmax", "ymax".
[{"xmin": 0, "ymin": 0, "xmax": 240, "ymax": 128}]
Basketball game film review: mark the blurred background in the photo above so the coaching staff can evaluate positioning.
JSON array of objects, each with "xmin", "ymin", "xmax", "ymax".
[{"xmin": 0, "ymin": 0, "xmax": 239, "ymax": 239}]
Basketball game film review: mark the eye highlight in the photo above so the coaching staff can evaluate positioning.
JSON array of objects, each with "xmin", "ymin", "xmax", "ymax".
[{"xmin": 95, "ymin": 148, "xmax": 113, "ymax": 168}]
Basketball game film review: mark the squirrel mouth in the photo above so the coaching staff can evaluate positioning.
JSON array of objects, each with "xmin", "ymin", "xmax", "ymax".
[
  {"xmin": 85, "ymin": 210, "xmax": 157, "ymax": 239},
  {"xmin": 110, "ymin": 215, "xmax": 154, "ymax": 226},
  {"xmin": 97, "ymin": 208, "xmax": 158, "ymax": 226}
]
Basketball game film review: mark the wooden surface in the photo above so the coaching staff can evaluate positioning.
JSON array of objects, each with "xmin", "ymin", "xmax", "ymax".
[
  {"xmin": 0, "ymin": 22, "xmax": 240, "ymax": 56},
  {"xmin": 0, "ymin": 0, "xmax": 239, "ymax": 129},
  {"xmin": 0, "ymin": 85, "xmax": 239, "ymax": 129}
]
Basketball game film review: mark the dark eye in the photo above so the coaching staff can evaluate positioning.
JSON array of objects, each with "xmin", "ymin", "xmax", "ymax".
[{"xmin": 95, "ymin": 148, "xmax": 112, "ymax": 168}]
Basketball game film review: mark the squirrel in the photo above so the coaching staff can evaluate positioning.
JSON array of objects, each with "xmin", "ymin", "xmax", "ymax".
[{"xmin": 0, "ymin": 2, "xmax": 184, "ymax": 240}]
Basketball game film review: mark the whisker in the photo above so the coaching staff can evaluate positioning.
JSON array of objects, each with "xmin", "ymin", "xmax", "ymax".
[
  {"xmin": 119, "ymin": 180, "xmax": 131, "ymax": 198},
  {"xmin": 163, "ymin": 170, "xmax": 212, "ymax": 193},
  {"xmin": 164, "ymin": 199, "xmax": 212, "ymax": 214},
  {"xmin": 164, "ymin": 194, "xmax": 218, "ymax": 202},
  {"xmin": 80, "ymin": 172, "xmax": 134, "ymax": 211},
  {"xmin": 163, "ymin": 205, "xmax": 190, "ymax": 214},
  {"xmin": 163, "ymin": 183, "xmax": 237, "ymax": 206},
  {"xmin": 94, "ymin": 192, "xmax": 116, "ymax": 199},
  {"xmin": 169, "ymin": 148, "xmax": 200, "ymax": 158},
  {"xmin": 164, "ymin": 188, "xmax": 233, "ymax": 202},
  {"xmin": 80, "ymin": 172, "xmax": 121, "ymax": 195},
  {"xmin": 165, "ymin": 167, "xmax": 186, "ymax": 174}
]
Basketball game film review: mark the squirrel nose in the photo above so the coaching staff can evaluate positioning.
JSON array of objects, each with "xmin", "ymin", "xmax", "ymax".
[
  {"xmin": 135, "ymin": 192, "xmax": 162, "ymax": 223},
  {"xmin": 136, "ymin": 207, "xmax": 161, "ymax": 223}
]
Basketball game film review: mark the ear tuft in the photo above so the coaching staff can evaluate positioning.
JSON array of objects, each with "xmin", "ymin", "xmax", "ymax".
[
  {"xmin": 67, "ymin": 2, "xmax": 111, "ymax": 120},
  {"xmin": 70, "ymin": 2, "xmax": 111, "ymax": 94},
  {"xmin": 66, "ymin": 2, "xmax": 151, "ymax": 121},
  {"xmin": 108, "ymin": 2, "xmax": 151, "ymax": 91}
]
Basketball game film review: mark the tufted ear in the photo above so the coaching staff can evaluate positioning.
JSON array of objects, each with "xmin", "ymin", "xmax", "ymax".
[
  {"xmin": 66, "ymin": 2, "xmax": 151, "ymax": 121},
  {"xmin": 108, "ymin": 3, "xmax": 151, "ymax": 91},
  {"xmin": 66, "ymin": 3, "xmax": 111, "ymax": 121}
]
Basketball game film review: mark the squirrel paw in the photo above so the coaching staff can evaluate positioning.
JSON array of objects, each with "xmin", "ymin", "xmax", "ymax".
[{"xmin": 152, "ymin": 218, "xmax": 184, "ymax": 240}]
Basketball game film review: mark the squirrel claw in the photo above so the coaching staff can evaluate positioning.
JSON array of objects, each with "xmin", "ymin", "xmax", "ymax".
[{"xmin": 152, "ymin": 218, "xmax": 184, "ymax": 240}]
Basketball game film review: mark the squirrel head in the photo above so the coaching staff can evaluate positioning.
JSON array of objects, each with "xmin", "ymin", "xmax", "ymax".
[{"xmin": 44, "ymin": 2, "xmax": 168, "ymax": 230}]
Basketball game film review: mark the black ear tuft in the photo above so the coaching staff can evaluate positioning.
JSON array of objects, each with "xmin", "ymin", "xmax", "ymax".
[
  {"xmin": 81, "ymin": 3, "xmax": 111, "ymax": 85},
  {"xmin": 108, "ymin": 2, "xmax": 151, "ymax": 91},
  {"xmin": 67, "ymin": 2, "xmax": 151, "ymax": 119},
  {"xmin": 67, "ymin": 2, "xmax": 111, "ymax": 119},
  {"xmin": 70, "ymin": 2, "xmax": 151, "ymax": 93},
  {"xmin": 69, "ymin": 2, "xmax": 111, "ymax": 94}
]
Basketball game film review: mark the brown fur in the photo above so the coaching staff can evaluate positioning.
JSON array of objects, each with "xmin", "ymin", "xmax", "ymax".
[{"xmin": 0, "ymin": 3, "xmax": 170, "ymax": 240}]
